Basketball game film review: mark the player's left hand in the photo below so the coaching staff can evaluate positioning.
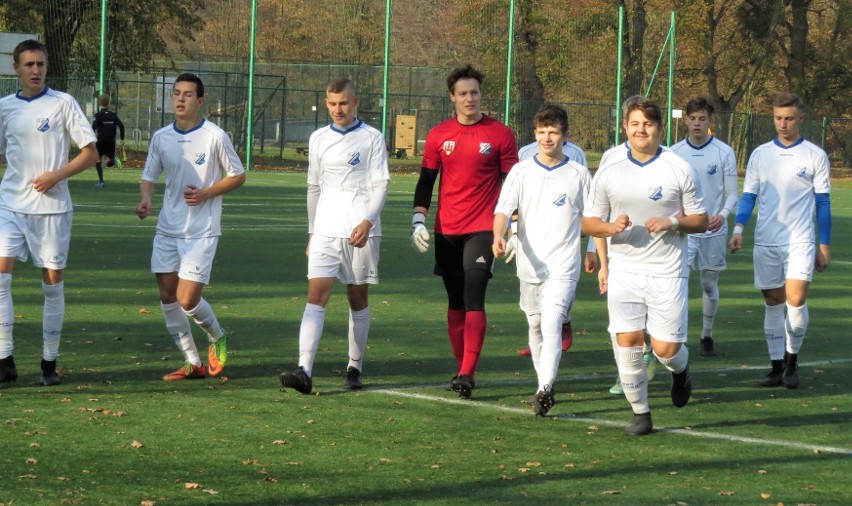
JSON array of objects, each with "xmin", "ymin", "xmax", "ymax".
[
  {"xmin": 349, "ymin": 220, "xmax": 372, "ymax": 248},
  {"xmin": 598, "ymin": 264, "xmax": 608, "ymax": 295},
  {"xmin": 32, "ymin": 172, "xmax": 61, "ymax": 193},
  {"xmin": 184, "ymin": 185, "xmax": 208, "ymax": 206},
  {"xmin": 503, "ymin": 235, "xmax": 518, "ymax": 263},
  {"xmin": 645, "ymin": 216, "xmax": 675, "ymax": 234}
]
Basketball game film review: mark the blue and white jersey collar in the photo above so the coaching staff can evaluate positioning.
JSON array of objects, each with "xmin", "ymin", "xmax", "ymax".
[
  {"xmin": 172, "ymin": 118, "xmax": 206, "ymax": 135},
  {"xmin": 533, "ymin": 154, "xmax": 570, "ymax": 172},
  {"xmin": 685, "ymin": 136, "xmax": 714, "ymax": 150},
  {"xmin": 627, "ymin": 146, "xmax": 663, "ymax": 167},
  {"xmin": 15, "ymin": 87, "xmax": 49, "ymax": 102},
  {"xmin": 330, "ymin": 118, "xmax": 363, "ymax": 135},
  {"xmin": 773, "ymin": 137, "xmax": 805, "ymax": 149}
]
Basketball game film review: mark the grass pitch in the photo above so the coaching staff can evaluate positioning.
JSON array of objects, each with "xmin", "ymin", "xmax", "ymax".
[{"xmin": 0, "ymin": 168, "xmax": 850, "ymax": 505}]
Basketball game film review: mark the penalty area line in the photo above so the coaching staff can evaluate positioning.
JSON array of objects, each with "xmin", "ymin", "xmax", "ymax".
[{"xmin": 371, "ymin": 389, "xmax": 852, "ymax": 456}]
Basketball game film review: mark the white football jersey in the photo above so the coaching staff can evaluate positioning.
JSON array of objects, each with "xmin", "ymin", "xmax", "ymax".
[
  {"xmin": 496, "ymin": 155, "xmax": 591, "ymax": 283},
  {"xmin": 518, "ymin": 140, "xmax": 588, "ymax": 167},
  {"xmin": 671, "ymin": 136, "xmax": 738, "ymax": 238},
  {"xmin": 308, "ymin": 119, "xmax": 390, "ymax": 238},
  {"xmin": 0, "ymin": 88, "xmax": 96, "ymax": 214},
  {"xmin": 584, "ymin": 147, "xmax": 706, "ymax": 278},
  {"xmin": 743, "ymin": 138, "xmax": 830, "ymax": 246},
  {"xmin": 142, "ymin": 119, "xmax": 245, "ymax": 238}
]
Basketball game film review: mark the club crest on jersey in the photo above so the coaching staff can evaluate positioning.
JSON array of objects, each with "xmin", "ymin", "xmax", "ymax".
[
  {"xmin": 194, "ymin": 153, "xmax": 206, "ymax": 165},
  {"xmin": 552, "ymin": 193, "xmax": 567, "ymax": 207},
  {"xmin": 442, "ymin": 141, "xmax": 455, "ymax": 155},
  {"xmin": 348, "ymin": 152, "xmax": 361, "ymax": 166},
  {"xmin": 479, "ymin": 143, "xmax": 492, "ymax": 155},
  {"xmin": 707, "ymin": 164, "xmax": 718, "ymax": 175},
  {"xmin": 796, "ymin": 167, "xmax": 807, "ymax": 178},
  {"xmin": 648, "ymin": 186, "xmax": 663, "ymax": 201},
  {"xmin": 36, "ymin": 118, "xmax": 50, "ymax": 132}
]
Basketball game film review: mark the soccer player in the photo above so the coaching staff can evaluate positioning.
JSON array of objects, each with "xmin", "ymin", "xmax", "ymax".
[
  {"xmin": 493, "ymin": 104, "xmax": 591, "ymax": 415},
  {"xmin": 135, "ymin": 73, "xmax": 245, "ymax": 381},
  {"xmin": 582, "ymin": 97, "xmax": 708, "ymax": 435},
  {"xmin": 0, "ymin": 39, "xmax": 98, "ymax": 387},
  {"xmin": 671, "ymin": 97, "xmax": 738, "ymax": 357},
  {"xmin": 410, "ymin": 64, "xmax": 518, "ymax": 398},
  {"xmin": 729, "ymin": 92, "xmax": 831, "ymax": 389},
  {"xmin": 279, "ymin": 77, "xmax": 389, "ymax": 394},
  {"xmin": 91, "ymin": 94, "xmax": 125, "ymax": 188},
  {"xmin": 512, "ymin": 129, "xmax": 597, "ymax": 357}
]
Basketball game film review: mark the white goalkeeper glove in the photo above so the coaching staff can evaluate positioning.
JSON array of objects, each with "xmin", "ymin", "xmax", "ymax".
[
  {"xmin": 504, "ymin": 235, "xmax": 518, "ymax": 263},
  {"xmin": 504, "ymin": 220, "xmax": 518, "ymax": 263},
  {"xmin": 410, "ymin": 212, "xmax": 430, "ymax": 253}
]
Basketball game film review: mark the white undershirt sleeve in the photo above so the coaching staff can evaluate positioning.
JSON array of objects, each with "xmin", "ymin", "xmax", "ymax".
[
  {"xmin": 365, "ymin": 179, "xmax": 388, "ymax": 226},
  {"xmin": 307, "ymin": 184, "xmax": 320, "ymax": 233}
]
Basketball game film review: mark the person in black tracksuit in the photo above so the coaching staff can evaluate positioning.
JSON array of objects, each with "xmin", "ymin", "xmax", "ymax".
[{"xmin": 91, "ymin": 94, "xmax": 125, "ymax": 187}]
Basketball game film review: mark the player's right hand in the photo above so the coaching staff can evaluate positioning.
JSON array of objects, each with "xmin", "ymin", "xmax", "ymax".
[
  {"xmin": 135, "ymin": 201, "xmax": 151, "ymax": 220},
  {"xmin": 728, "ymin": 234, "xmax": 742, "ymax": 253},
  {"xmin": 411, "ymin": 223, "xmax": 430, "ymax": 253},
  {"xmin": 504, "ymin": 235, "xmax": 518, "ymax": 263}
]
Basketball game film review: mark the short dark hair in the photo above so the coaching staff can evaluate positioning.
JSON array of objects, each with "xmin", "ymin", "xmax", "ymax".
[
  {"xmin": 175, "ymin": 72, "xmax": 205, "ymax": 98},
  {"xmin": 447, "ymin": 64, "xmax": 484, "ymax": 93},
  {"xmin": 13, "ymin": 39, "xmax": 47, "ymax": 64},
  {"xmin": 685, "ymin": 96, "xmax": 714, "ymax": 116},
  {"xmin": 624, "ymin": 97, "xmax": 662, "ymax": 126},
  {"xmin": 533, "ymin": 104, "xmax": 568, "ymax": 134},
  {"xmin": 327, "ymin": 77, "xmax": 356, "ymax": 95},
  {"xmin": 621, "ymin": 95, "xmax": 644, "ymax": 120},
  {"xmin": 772, "ymin": 92, "xmax": 804, "ymax": 111},
  {"xmin": 98, "ymin": 94, "xmax": 110, "ymax": 108}
]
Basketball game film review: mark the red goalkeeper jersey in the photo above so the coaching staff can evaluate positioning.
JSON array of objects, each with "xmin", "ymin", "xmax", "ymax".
[{"xmin": 422, "ymin": 115, "xmax": 518, "ymax": 235}]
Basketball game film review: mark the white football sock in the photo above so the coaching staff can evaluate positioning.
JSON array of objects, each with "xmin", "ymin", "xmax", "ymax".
[
  {"xmin": 616, "ymin": 345, "xmax": 649, "ymax": 414},
  {"xmin": 162, "ymin": 301, "xmax": 200, "ymax": 367},
  {"xmin": 42, "ymin": 282, "xmax": 64, "ymax": 361},
  {"xmin": 0, "ymin": 274, "xmax": 13, "ymax": 359},
  {"xmin": 785, "ymin": 302, "xmax": 808, "ymax": 354},
  {"xmin": 347, "ymin": 307, "xmax": 370, "ymax": 372},
  {"xmin": 654, "ymin": 344, "xmax": 689, "ymax": 374},
  {"xmin": 184, "ymin": 298, "xmax": 224, "ymax": 342},
  {"xmin": 525, "ymin": 312, "xmax": 542, "ymax": 374},
  {"xmin": 298, "ymin": 303, "xmax": 325, "ymax": 377},
  {"xmin": 764, "ymin": 304, "xmax": 786, "ymax": 360},
  {"xmin": 700, "ymin": 270, "xmax": 720, "ymax": 337},
  {"xmin": 537, "ymin": 309, "xmax": 562, "ymax": 391}
]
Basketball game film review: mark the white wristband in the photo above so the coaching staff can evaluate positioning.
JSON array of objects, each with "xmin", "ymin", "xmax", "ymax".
[
  {"xmin": 412, "ymin": 212, "xmax": 426, "ymax": 225},
  {"xmin": 720, "ymin": 209, "xmax": 730, "ymax": 219},
  {"xmin": 510, "ymin": 221, "xmax": 517, "ymax": 234},
  {"xmin": 669, "ymin": 216, "xmax": 679, "ymax": 231},
  {"xmin": 733, "ymin": 225, "xmax": 743, "ymax": 235}
]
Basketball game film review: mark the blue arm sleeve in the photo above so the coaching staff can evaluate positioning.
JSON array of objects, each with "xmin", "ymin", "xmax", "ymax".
[
  {"xmin": 735, "ymin": 192, "xmax": 757, "ymax": 227},
  {"xmin": 815, "ymin": 193, "xmax": 831, "ymax": 245}
]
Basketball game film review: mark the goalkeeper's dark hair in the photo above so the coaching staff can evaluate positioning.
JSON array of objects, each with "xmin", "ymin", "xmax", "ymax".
[
  {"xmin": 685, "ymin": 96, "xmax": 715, "ymax": 116},
  {"xmin": 175, "ymin": 73, "xmax": 205, "ymax": 98},
  {"xmin": 533, "ymin": 104, "xmax": 569, "ymax": 134},
  {"xmin": 13, "ymin": 39, "xmax": 47, "ymax": 63},
  {"xmin": 327, "ymin": 77, "xmax": 356, "ymax": 95},
  {"xmin": 447, "ymin": 64, "xmax": 484, "ymax": 93}
]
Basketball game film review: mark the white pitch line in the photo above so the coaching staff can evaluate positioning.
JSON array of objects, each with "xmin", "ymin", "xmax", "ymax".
[
  {"xmin": 372, "ymin": 389, "xmax": 852, "ymax": 456},
  {"xmin": 372, "ymin": 358, "xmax": 852, "ymax": 456}
]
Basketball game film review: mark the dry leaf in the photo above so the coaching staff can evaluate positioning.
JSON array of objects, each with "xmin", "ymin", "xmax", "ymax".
[
  {"xmin": 26, "ymin": 458, "xmax": 38, "ymax": 464},
  {"xmin": 760, "ymin": 493, "xmax": 771, "ymax": 499},
  {"xmin": 718, "ymin": 491, "xmax": 735, "ymax": 496},
  {"xmin": 430, "ymin": 464, "xmax": 440, "ymax": 469},
  {"xmin": 525, "ymin": 462, "xmax": 542, "ymax": 467},
  {"xmin": 500, "ymin": 475, "xmax": 514, "ymax": 481},
  {"xmin": 184, "ymin": 482, "xmax": 201, "ymax": 489},
  {"xmin": 518, "ymin": 468, "xmax": 530, "ymax": 473},
  {"xmin": 379, "ymin": 458, "xmax": 392, "ymax": 463},
  {"xmin": 243, "ymin": 459, "xmax": 259, "ymax": 465},
  {"xmin": 131, "ymin": 440, "xmax": 144, "ymax": 448},
  {"xmin": 602, "ymin": 490, "xmax": 620, "ymax": 495},
  {"xmin": 564, "ymin": 463, "xmax": 575, "ymax": 468},
  {"xmin": 140, "ymin": 501, "xmax": 156, "ymax": 506},
  {"xmin": 758, "ymin": 469, "xmax": 768, "ymax": 475},
  {"xmin": 139, "ymin": 307, "xmax": 150, "ymax": 314},
  {"xmin": 19, "ymin": 474, "xmax": 37, "ymax": 479},
  {"xmin": 202, "ymin": 489, "xmax": 219, "ymax": 495},
  {"xmin": 272, "ymin": 440, "xmax": 287, "ymax": 445}
]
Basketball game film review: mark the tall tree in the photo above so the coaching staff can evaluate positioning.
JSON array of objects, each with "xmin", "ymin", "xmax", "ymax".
[{"xmin": 1, "ymin": 0, "xmax": 204, "ymax": 90}]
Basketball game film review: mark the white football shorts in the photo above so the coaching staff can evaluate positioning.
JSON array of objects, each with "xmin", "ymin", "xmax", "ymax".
[
  {"xmin": 687, "ymin": 233, "xmax": 727, "ymax": 271},
  {"xmin": 753, "ymin": 242, "xmax": 815, "ymax": 289},
  {"xmin": 151, "ymin": 234, "xmax": 219, "ymax": 285},
  {"xmin": 518, "ymin": 278, "xmax": 576, "ymax": 317},
  {"xmin": 606, "ymin": 270, "xmax": 688, "ymax": 343},
  {"xmin": 307, "ymin": 234, "xmax": 380, "ymax": 285},
  {"xmin": 0, "ymin": 208, "xmax": 72, "ymax": 269}
]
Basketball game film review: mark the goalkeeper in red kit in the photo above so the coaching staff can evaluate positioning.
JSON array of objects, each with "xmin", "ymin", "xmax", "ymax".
[{"xmin": 410, "ymin": 64, "xmax": 518, "ymax": 398}]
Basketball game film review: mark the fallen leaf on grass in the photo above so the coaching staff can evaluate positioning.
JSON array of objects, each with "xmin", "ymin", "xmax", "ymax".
[
  {"xmin": 379, "ymin": 458, "xmax": 392, "ymax": 463},
  {"xmin": 518, "ymin": 468, "xmax": 530, "ymax": 473},
  {"xmin": 430, "ymin": 464, "xmax": 440, "ymax": 469},
  {"xmin": 759, "ymin": 493, "xmax": 771, "ymax": 499},
  {"xmin": 26, "ymin": 458, "xmax": 37, "ymax": 464},
  {"xmin": 758, "ymin": 469, "xmax": 767, "ymax": 475},
  {"xmin": 184, "ymin": 482, "xmax": 201, "ymax": 489},
  {"xmin": 29, "ymin": 443, "xmax": 40, "ymax": 448},
  {"xmin": 61, "ymin": 398, "xmax": 72, "ymax": 403},
  {"xmin": 19, "ymin": 474, "xmax": 38, "ymax": 479},
  {"xmin": 140, "ymin": 501, "xmax": 156, "ymax": 506},
  {"xmin": 718, "ymin": 491, "xmax": 735, "ymax": 496},
  {"xmin": 272, "ymin": 440, "xmax": 287, "ymax": 445},
  {"xmin": 139, "ymin": 307, "xmax": 150, "ymax": 314},
  {"xmin": 602, "ymin": 490, "xmax": 620, "ymax": 495},
  {"xmin": 243, "ymin": 459, "xmax": 259, "ymax": 465},
  {"xmin": 668, "ymin": 471, "xmax": 678, "ymax": 476},
  {"xmin": 525, "ymin": 462, "xmax": 542, "ymax": 467},
  {"xmin": 202, "ymin": 489, "xmax": 218, "ymax": 495},
  {"xmin": 131, "ymin": 440, "xmax": 144, "ymax": 448},
  {"xmin": 564, "ymin": 463, "xmax": 575, "ymax": 468}
]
